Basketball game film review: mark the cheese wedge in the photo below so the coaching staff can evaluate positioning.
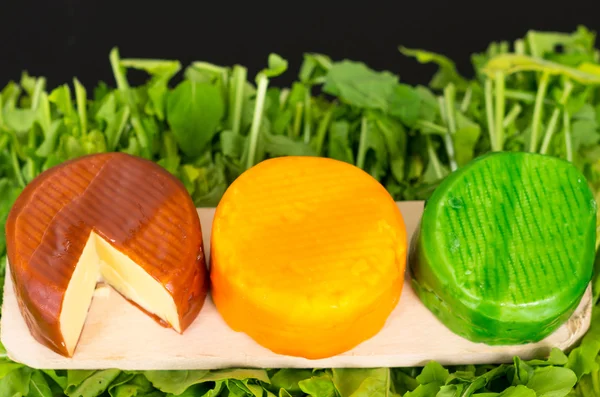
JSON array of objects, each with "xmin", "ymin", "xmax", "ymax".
[
  {"xmin": 210, "ymin": 156, "xmax": 407, "ymax": 359},
  {"xmin": 5, "ymin": 153, "xmax": 208, "ymax": 357},
  {"xmin": 409, "ymin": 152, "xmax": 596, "ymax": 344}
]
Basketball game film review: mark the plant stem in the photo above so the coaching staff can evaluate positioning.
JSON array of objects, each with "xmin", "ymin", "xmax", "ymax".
[
  {"xmin": 494, "ymin": 71, "xmax": 506, "ymax": 151},
  {"xmin": 416, "ymin": 120, "xmax": 448, "ymax": 135},
  {"xmin": 540, "ymin": 81, "xmax": 574, "ymax": 155},
  {"xmin": 441, "ymin": 89, "xmax": 458, "ymax": 171},
  {"xmin": 74, "ymin": 78, "xmax": 87, "ymax": 137},
  {"xmin": 292, "ymin": 102, "xmax": 303, "ymax": 138},
  {"xmin": 564, "ymin": 110, "xmax": 573, "ymax": 162},
  {"xmin": 460, "ymin": 86, "xmax": 472, "ymax": 113},
  {"xmin": 502, "ymin": 104, "xmax": 522, "ymax": 129},
  {"xmin": 426, "ymin": 135, "xmax": 444, "ymax": 180},
  {"xmin": 484, "ymin": 78, "xmax": 496, "ymax": 152},
  {"xmin": 515, "ymin": 39, "xmax": 526, "ymax": 55},
  {"xmin": 303, "ymin": 88, "xmax": 312, "ymax": 144},
  {"xmin": 246, "ymin": 75, "xmax": 269, "ymax": 169},
  {"xmin": 109, "ymin": 48, "xmax": 130, "ymax": 92},
  {"xmin": 10, "ymin": 143, "xmax": 25, "ymax": 188},
  {"xmin": 314, "ymin": 106, "xmax": 333, "ymax": 156},
  {"xmin": 356, "ymin": 115, "xmax": 369, "ymax": 169},
  {"xmin": 229, "ymin": 66, "xmax": 247, "ymax": 135},
  {"xmin": 530, "ymin": 71, "xmax": 550, "ymax": 152},
  {"xmin": 31, "ymin": 77, "xmax": 46, "ymax": 110}
]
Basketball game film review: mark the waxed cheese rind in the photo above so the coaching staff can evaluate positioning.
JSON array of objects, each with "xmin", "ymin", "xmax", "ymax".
[{"xmin": 409, "ymin": 152, "xmax": 597, "ymax": 345}]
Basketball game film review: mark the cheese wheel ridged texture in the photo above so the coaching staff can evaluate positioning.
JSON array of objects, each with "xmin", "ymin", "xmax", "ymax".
[
  {"xmin": 410, "ymin": 152, "xmax": 596, "ymax": 344},
  {"xmin": 210, "ymin": 156, "xmax": 407, "ymax": 359},
  {"xmin": 5, "ymin": 153, "xmax": 208, "ymax": 357}
]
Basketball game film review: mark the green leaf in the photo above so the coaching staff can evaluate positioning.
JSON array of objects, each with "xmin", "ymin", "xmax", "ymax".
[
  {"xmin": 526, "ymin": 367, "xmax": 577, "ymax": 397},
  {"xmin": 497, "ymin": 385, "xmax": 536, "ymax": 397},
  {"xmin": 260, "ymin": 53, "xmax": 289, "ymax": 79},
  {"xmin": 524, "ymin": 348, "xmax": 569, "ymax": 366},
  {"xmin": 332, "ymin": 368, "xmax": 391, "ymax": 397},
  {"xmin": 298, "ymin": 375, "xmax": 337, "ymax": 397},
  {"xmin": 40, "ymin": 370, "xmax": 67, "ymax": 390},
  {"xmin": 145, "ymin": 369, "xmax": 269, "ymax": 395},
  {"xmin": 416, "ymin": 361, "xmax": 450, "ymax": 384},
  {"xmin": 27, "ymin": 371, "xmax": 51, "ymax": 397},
  {"xmin": 323, "ymin": 60, "xmax": 398, "ymax": 111},
  {"xmin": 327, "ymin": 121, "xmax": 354, "ymax": 164},
  {"xmin": 388, "ymin": 84, "xmax": 422, "ymax": 127},
  {"xmin": 400, "ymin": 47, "xmax": 468, "ymax": 89},
  {"xmin": 66, "ymin": 370, "xmax": 121, "ymax": 397},
  {"xmin": 167, "ymin": 80, "xmax": 225, "ymax": 157},
  {"xmin": 271, "ymin": 369, "xmax": 313, "ymax": 394},
  {"xmin": 263, "ymin": 132, "xmax": 317, "ymax": 157},
  {"xmin": 371, "ymin": 112, "xmax": 407, "ymax": 183},
  {"xmin": 0, "ymin": 367, "xmax": 32, "ymax": 397},
  {"xmin": 121, "ymin": 58, "xmax": 181, "ymax": 120}
]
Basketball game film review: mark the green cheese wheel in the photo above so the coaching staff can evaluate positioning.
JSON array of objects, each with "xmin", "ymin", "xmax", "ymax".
[{"xmin": 409, "ymin": 152, "xmax": 597, "ymax": 344}]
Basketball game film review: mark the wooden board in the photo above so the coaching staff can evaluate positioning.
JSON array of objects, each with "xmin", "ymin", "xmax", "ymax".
[{"xmin": 0, "ymin": 201, "xmax": 593, "ymax": 370}]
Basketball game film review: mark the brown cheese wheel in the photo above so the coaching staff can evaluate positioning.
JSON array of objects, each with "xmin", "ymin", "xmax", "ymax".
[{"xmin": 5, "ymin": 152, "xmax": 207, "ymax": 357}]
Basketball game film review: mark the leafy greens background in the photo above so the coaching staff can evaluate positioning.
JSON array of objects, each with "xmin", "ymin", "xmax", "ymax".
[{"xmin": 1, "ymin": 26, "xmax": 600, "ymax": 396}]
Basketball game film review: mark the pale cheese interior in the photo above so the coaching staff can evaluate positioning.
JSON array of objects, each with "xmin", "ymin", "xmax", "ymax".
[{"xmin": 60, "ymin": 231, "xmax": 180, "ymax": 356}]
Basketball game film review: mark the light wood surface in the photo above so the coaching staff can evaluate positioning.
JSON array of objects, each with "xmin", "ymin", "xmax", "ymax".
[{"xmin": 0, "ymin": 201, "xmax": 592, "ymax": 370}]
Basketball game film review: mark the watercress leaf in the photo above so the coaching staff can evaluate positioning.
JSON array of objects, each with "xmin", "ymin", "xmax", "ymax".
[
  {"xmin": 403, "ymin": 383, "xmax": 442, "ymax": 397},
  {"xmin": 146, "ymin": 368, "xmax": 269, "ymax": 395},
  {"xmin": 497, "ymin": 385, "xmax": 536, "ymax": 397},
  {"xmin": 526, "ymin": 366, "xmax": 576, "ymax": 397},
  {"xmin": 327, "ymin": 121, "xmax": 354, "ymax": 164},
  {"xmin": 120, "ymin": 59, "xmax": 181, "ymax": 78},
  {"xmin": 299, "ymin": 53, "xmax": 332, "ymax": 84},
  {"xmin": 264, "ymin": 133, "xmax": 317, "ymax": 157},
  {"xmin": 415, "ymin": 86, "xmax": 440, "ymax": 121},
  {"xmin": 40, "ymin": 370, "xmax": 67, "ymax": 390},
  {"xmin": 271, "ymin": 369, "xmax": 313, "ymax": 395},
  {"xmin": 4, "ymin": 108, "xmax": 37, "ymax": 133},
  {"xmin": 400, "ymin": 47, "xmax": 467, "ymax": 90},
  {"xmin": 416, "ymin": 361, "xmax": 450, "ymax": 384},
  {"xmin": 323, "ymin": 60, "xmax": 398, "ymax": 111},
  {"xmin": 121, "ymin": 59, "xmax": 181, "ymax": 120},
  {"xmin": 332, "ymin": 368, "xmax": 390, "ymax": 397},
  {"xmin": 167, "ymin": 80, "xmax": 225, "ymax": 157},
  {"xmin": 298, "ymin": 375, "xmax": 337, "ymax": 397},
  {"xmin": 48, "ymin": 84, "xmax": 74, "ymax": 118},
  {"xmin": 0, "ymin": 367, "xmax": 32, "ymax": 397},
  {"xmin": 66, "ymin": 370, "xmax": 120, "ymax": 397},
  {"xmin": 526, "ymin": 30, "xmax": 577, "ymax": 59},
  {"xmin": 524, "ymin": 348, "xmax": 569, "ymax": 367},
  {"xmin": 388, "ymin": 84, "xmax": 421, "ymax": 127},
  {"xmin": 261, "ymin": 53, "xmax": 289, "ymax": 79},
  {"xmin": 453, "ymin": 117, "xmax": 482, "ymax": 166},
  {"xmin": 27, "ymin": 371, "xmax": 51, "ymax": 397},
  {"xmin": 144, "ymin": 371, "xmax": 209, "ymax": 395},
  {"xmin": 436, "ymin": 384, "xmax": 464, "ymax": 397},
  {"xmin": 371, "ymin": 112, "xmax": 407, "ymax": 183}
]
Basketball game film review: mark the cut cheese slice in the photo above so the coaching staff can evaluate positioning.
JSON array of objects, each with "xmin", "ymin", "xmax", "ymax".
[
  {"xmin": 5, "ymin": 153, "xmax": 208, "ymax": 357},
  {"xmin": 210, "ymin": 156, "xmax": 407, "ymax": 359},
  {"xmin": 409, "ymin": 152, "xmax": 597, "ymax": 344}
]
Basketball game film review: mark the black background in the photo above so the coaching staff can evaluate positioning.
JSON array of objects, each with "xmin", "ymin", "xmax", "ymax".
[{"xmin": 1, "ymin": 1, "xmax": 599, "ymax": 90}]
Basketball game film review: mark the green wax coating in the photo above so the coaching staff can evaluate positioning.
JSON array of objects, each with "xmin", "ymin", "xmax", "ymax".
[{"xmin": 409, "ymin": 152, "xmax": 597, "ymax": 344}]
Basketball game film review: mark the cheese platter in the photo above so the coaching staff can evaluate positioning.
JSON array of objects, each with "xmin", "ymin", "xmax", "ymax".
[{"xmin": 1, "ymin": 200, "xmax": 593, "ymax": 370}]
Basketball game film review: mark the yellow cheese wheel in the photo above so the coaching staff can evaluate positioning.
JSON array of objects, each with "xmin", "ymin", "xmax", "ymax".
[{"xmin": 210, "ymin": 156, "xmax": 407, "ymax": 359}]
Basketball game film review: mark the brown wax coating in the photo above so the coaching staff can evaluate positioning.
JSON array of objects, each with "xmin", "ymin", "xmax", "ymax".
[{"xmin": 5, "ymin": 152, "xmax": 208, "ymax": 357}]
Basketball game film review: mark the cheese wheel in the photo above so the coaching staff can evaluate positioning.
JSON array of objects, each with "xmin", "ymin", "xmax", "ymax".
[
  {"xmin": 409, "ymin": 152, "xmax": 596, "ymax": 344},
  {"xmin": 210, "ymin": 156, "xmax": 407, "ymax": 359},
  {"xmin": 5, "ymin": 153, "xmax": 208, "ymax": 357}
]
